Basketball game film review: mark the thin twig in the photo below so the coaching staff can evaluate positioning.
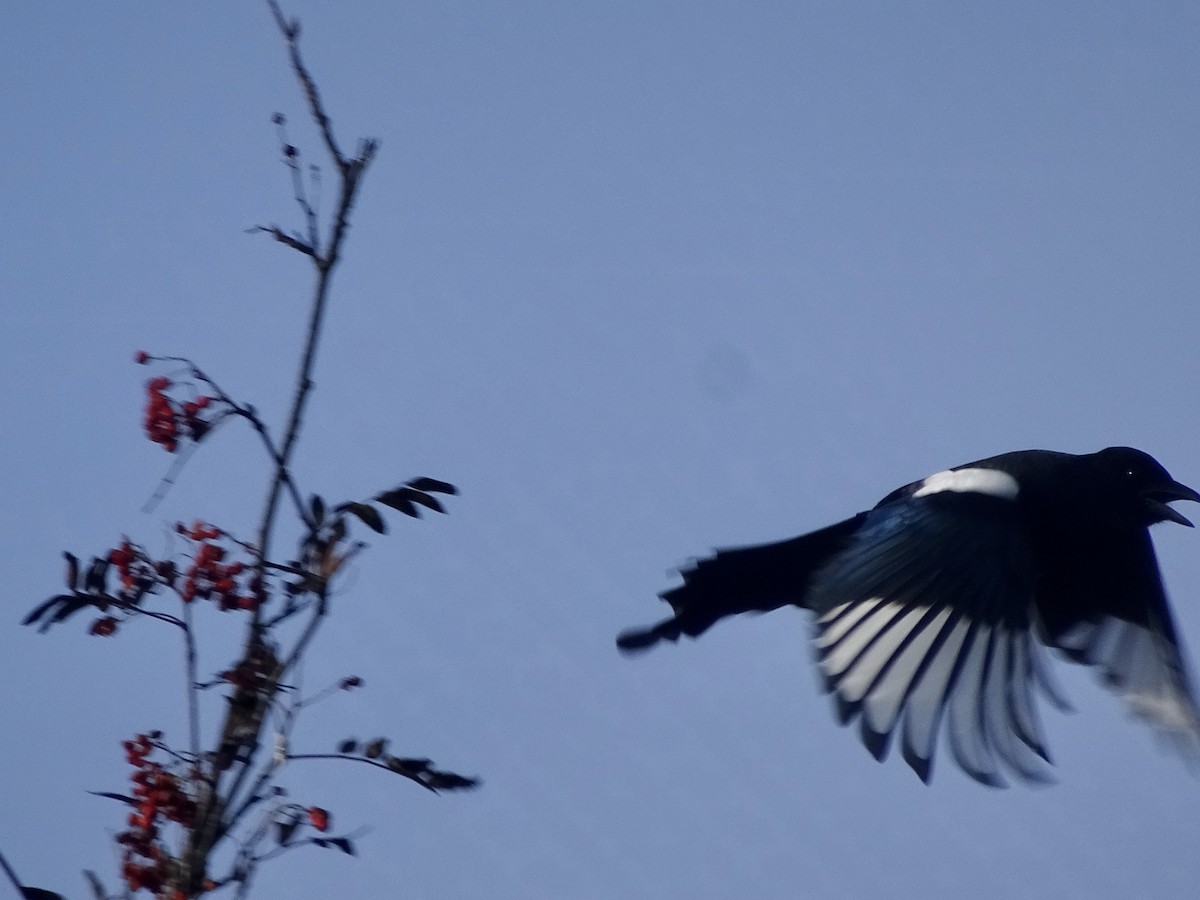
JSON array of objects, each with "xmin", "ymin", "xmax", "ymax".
[
  {"xmin": 247, "ymin": 224, "xmax": 316, "ymax": 258},
  {"xmin": 265, "ymin": 0, "xmax": 346, "ymax": 170},
  {"xmin": 180, "ymin": 2, "xmax": 379, "ymax": 890},
  {"xmin": 183, "ymin": 601, "xmax": 201, "ymax": 758},
  {"xmin": 286, "ymin": 753, "xmax": 438, "ymax": 792},
  {"xmin": 0, "ymin": 848, "xmax": 25, "ymax": 893}
]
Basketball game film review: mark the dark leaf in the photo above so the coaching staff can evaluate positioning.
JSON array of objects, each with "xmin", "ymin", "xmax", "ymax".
[
  {"xmin": 427, "ymin": 771, "xmax": 480, "ymax": 791},
  {"xmin": 364, "ymin": 738, "xmax": 387, "ymax": 759},
  {"xmin": 375, "ymin": 489, "xmax": 418, "ymax": 518},
  {"xmin": 339, "ymin": 501, "xmax": 386, "ymax": 534},
  {"xmin": 312, "ymin": 837, "xmax": 328, "ymax": 848},
  {"xmin": 375, "ymin": 486, "xmax": 449, "ymax": 516},
  {"xmin": 328, "ymin": 515, "xmax": 347, "ymax": 544},
  {"xmin": 407, "ymin": 491, "xmax": 445, "ymax": 515},
  {"xmin": 64, "ymin": 552, "xmax": 80, "ymax": 591},
  {"xmin": 407, "ymin": 477, "xmax": 458, "ymax": 496},
  {"xmin": 337, "ymin": 738, "xmax": 358, "ymax": 754},
  {"xmin": 276, "ymin": 814, "xmax": 300, "ymax": 846},
  {"xmin": 83, "ymin": 557, "xmax": 110, "ymax": 593},
  {"xmin": 88, "ymin": 791, "xmax": 137, "ymax": 806},
  {"xmin": 22, "ymin": 890, "xmax": 65, "ymax": 900},
  {"xmin": 329, "ymin": 837, "xmax": 355, "ymax": 856},
  {"xmin": 48, "ymin": 595, "xmax": 109, "ymax": 631},
  {"xmin": 22, "ymin": 594, "xmax": 72, "ymax": 627},
  {"xmin": 310, "ymin": 494, "xmax": 326, "ymax": 525},
  {"xmin": 83, "ymin": 870, "xmax": 106, "ymax": 900},
  {"xmin": 387, "ymin": 756, "xmax": 431, "ymax": 775}
]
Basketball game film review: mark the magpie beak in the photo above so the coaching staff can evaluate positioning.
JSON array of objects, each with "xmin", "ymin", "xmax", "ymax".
[{"xmin": 1145, "ymin": 480, "xmax": 1200, "ymax": 527}]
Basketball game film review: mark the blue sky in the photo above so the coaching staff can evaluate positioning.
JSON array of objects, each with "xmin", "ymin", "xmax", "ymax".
[{"xmin": 3, "ymin": 2, "xmax": 1200, "ymax": 897}]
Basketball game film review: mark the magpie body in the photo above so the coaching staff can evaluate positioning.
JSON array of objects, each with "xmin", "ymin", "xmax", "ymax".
[{"xmin": 617, "ymin": 447, "xmax": 1200, "ymax": 786}]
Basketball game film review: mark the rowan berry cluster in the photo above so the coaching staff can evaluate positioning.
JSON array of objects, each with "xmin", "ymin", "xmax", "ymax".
[
  {"xmin": 88, "ymin": 539, "xmax": 166, "ymax": 636},
  {"xmin": 111, "ymin": 538, "xmax": 166, "ymax": 594},
  {"xmin": 117, "ymin": 733, "xmax": 198, "ymax": 895},
  {"xmin": 176, "ymin": 522, "xmax": 264, "ymax": 612},
  {"xmin": 143, "ymin": 373, "xmax": 215, "ymax": 453}
]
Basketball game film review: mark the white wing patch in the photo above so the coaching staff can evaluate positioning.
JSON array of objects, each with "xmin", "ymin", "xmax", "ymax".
[
  {"xmin": 816, "ymin": 598, "xmax": 1054, "ymax": 785},
  {"xmin": 913, "ymin": 467, "xmax": 1019, "ymax": 501},
  {"xmin": 1059, "ymin": 618, "xmax": 1200, "ymax": 749}
]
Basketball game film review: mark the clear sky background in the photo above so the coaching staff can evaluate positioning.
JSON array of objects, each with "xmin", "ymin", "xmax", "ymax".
[{"xmin": 3, "ymin": 2, "xmax": 1200, "ymax": 898}]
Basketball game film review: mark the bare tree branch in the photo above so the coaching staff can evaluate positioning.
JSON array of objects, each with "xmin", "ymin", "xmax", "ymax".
[{"xmin": 247, "ymin": 224, "xmax": 316, "ymax": 258}]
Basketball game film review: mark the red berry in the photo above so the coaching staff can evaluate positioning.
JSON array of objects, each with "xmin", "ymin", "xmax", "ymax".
[
  {"xmin": 307, "ymin": 806, "xmax": 330, "ymax": 831},
  {"xmin": 134, "ymin": 350, "xmax": 150, "ymax": 364},
  {"xmin": 90, "ymin": 616, "xmax": 118, "ymax": 636}
]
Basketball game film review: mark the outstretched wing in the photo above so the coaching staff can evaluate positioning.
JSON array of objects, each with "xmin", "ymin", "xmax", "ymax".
[
  {"xmin": 807, "ymin": 492, "xmax": 1066, "ymax": 787},
  {"xmin": 1044, "ymin": 527, "xmax": 1200, "ymax": 764}
]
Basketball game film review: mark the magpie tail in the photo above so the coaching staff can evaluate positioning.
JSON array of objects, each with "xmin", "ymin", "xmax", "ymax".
[{"xmin": 617, "ymin": 513, "xmax": 867, "ymax": 655}]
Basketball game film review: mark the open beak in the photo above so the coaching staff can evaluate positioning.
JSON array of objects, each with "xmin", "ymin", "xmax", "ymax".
[{"xmin": 1145, "ymin": 480, "xmax": 1200, "ymax": 527}]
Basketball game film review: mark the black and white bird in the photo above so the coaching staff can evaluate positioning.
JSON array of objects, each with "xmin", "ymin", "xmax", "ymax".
[{"xmin": 617, "ymin": 447, "xmax": 1200, "ymax": 786}]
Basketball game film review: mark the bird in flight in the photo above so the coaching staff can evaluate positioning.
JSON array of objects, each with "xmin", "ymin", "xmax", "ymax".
[{"xmin": 617, "ymin": 447, "xmax": 1200, "ymax": 786}]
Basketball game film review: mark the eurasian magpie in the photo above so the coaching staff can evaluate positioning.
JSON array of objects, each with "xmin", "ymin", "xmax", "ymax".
[{"xmin": 617, "ymin": 447, "xmax": 1200, "ymax": 786}]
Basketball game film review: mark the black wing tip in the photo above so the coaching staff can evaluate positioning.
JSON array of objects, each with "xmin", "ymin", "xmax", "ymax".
[
  {"xmin": 861, "ymin": 723, "xmax": 893, "ymax": 763},
  {"xmin": 962, "ymin": 765, "xmax": 1008, "ymax": 789},
  {"xmin": 902, "ymin": 746, "xmax": 934, "ymax": 784},
  {"xmin": 833, "ymin": 693, "xmax": 859, "ymax": 725}
]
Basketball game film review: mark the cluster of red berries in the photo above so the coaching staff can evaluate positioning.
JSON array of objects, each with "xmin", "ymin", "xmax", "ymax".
[
  {"xmin": 176, "ymin": 522, "xmax": 263, "ymax": 612},
  {"xmin": 142, "ymin": 374, "xmax": 214, "ymax": 454},
  {"xmin": 117, "ymin": 733, "xmax": 198, "ymax": 895},
  {"xmin": 110, "ymin": 538, "xmax": 167, "ymax": 594},
  {"xmin": 144, "ymin": 376, "xmax": 180, "ymax": 452},
  {"xmin": 88, "ymin": 539, "xmax": 180, "ymax": 637}
]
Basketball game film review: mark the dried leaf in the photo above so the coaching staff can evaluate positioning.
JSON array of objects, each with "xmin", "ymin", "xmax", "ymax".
[
  {"xmin": 337, "ymin": 738, "xmax": 358, "ymax": 754},
  {"xmin": 407, "ymin": 476, "xmax": 458, "ymax": 495},
  {"xmin": 87, "ymin": 791, "xmax": 137, "ymax": 806},
  {"xmin": 407, "ymin": 491, "xmax": 445, "ymax": 515},
  {"xmin": 83, "ymin": 556, "xmax": 110, "ymax": 593},
  {"xmin": 375, "ymin": 489, "xmax": 418, "ymax": 518},
  {"xmin": 427, "ymin": 771, "xmax": 480, "ymax": 791},
  {"xmin": 276, "ymin": 813, "xmax": 301, "ymax": 846},
  {"xmin": 83, "ymin": 870, "xmax": 106, "ymax": 900},
  {"xmin": 310, "ymin": 494, "xmax": 326, "ymax": 525},
  {"xmin": 63, "ymin": 552, "xmax": 80, "ymax": 591},
  {"xmin": 22, "ymin": 594, "xmax": 72, "ymax": 627},
  {"xmin": 364, "ymin": 738, "xmax": 387, "ymax": 759},
  {"xmin": 387, "ymin": 756, "xmax": 431, "ymax": 775},
  {"xmin": 328, "ymin": 515, "xmax": 347, "ymax": 543},
  {"xmin": 337, "ymin": 501, "xmax": 386, "ymax": 534}
]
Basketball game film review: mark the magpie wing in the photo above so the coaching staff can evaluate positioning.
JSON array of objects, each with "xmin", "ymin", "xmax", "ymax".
[
  {"xmin": 1046, "ymin": 527, "xmax": 1200, "ymax": 764},
  {"xmin": 807, "ymin": 492, "xmax": 1063, "ymax": 787}
]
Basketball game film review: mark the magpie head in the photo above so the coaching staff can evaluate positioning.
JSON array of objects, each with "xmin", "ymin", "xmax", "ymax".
[{"xmin": 1096, "ymin": 446, "xmax": 1200, "ymax": 528}]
